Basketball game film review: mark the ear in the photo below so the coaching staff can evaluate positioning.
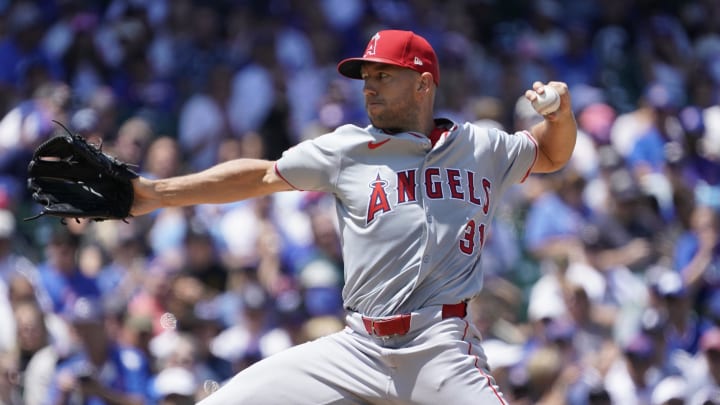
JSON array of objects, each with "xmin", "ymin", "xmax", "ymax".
[
  {"xmin": 417, "ymin": 74, "xmax": 430, "ymax": 92},
  {"xmin": 417, "ymin": 72, "xmax": 437, "ymax": 93}
]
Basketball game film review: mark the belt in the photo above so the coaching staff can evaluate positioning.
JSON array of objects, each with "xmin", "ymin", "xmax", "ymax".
[{"xmin": 361, "ymin": 302, "xmax": 467, "ymax": 337}]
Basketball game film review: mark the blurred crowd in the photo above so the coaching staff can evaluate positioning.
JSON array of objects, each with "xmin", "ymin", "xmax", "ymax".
[{"xmin": 0, "ymin": 0, "xmax": 719, "ymax": 404}]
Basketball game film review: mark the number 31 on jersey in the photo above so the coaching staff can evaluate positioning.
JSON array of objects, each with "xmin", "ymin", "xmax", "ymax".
[{"xmin": 459, "ymin": 220, "xmax": 486, "ymax": 255}]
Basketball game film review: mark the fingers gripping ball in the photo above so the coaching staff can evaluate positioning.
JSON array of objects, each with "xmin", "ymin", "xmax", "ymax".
[
  {"xmin": 532, "ymin": 86, "xmax": 561, "ymax": 116},
  {"xmin": 25, "ymin": 121, "xmax": 139, "ymax": 222}
]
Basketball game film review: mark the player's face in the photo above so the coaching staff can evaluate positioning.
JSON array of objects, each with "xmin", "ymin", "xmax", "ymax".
[{"xmin": 360, "ymin": 63, "xmax": 422, "ymax": 132}]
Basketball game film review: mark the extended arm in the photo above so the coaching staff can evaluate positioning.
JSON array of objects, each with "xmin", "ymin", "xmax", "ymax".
[
  {"xmin": 527, "ymin": 81, "xmax": 577, "ymax": 173},
  {"xmin": 130, "ymin": 159, "xmax": 293, "ymax": 216}
]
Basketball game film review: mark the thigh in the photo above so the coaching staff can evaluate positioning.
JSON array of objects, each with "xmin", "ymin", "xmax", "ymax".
[
  {"xmin": 198, "ymin": 329, "xmax": 388, "ymax": 405},
  {"xmin": 397, "ymin": 319, "xmax": 509, "ymax": 405}
]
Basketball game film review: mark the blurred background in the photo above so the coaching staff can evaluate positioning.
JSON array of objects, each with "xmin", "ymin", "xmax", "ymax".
[{"xmin": 0, "ymin": 0, "xmax": 719, "ymax": 404}]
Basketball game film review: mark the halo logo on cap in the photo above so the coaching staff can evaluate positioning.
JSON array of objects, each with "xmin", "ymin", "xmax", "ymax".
[{"xmin": 365, "ymin": 33, "xmax": 380, "ymax": 56}]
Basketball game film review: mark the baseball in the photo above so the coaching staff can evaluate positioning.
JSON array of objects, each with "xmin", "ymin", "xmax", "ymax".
[{"xmin": 531, "ymin": 86, "xmax": 561, "ymax": 115}]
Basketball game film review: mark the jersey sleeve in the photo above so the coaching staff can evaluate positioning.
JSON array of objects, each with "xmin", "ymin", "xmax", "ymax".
[
  {"xmin": 274, "ymin": 133, "xmax": 340, "ymax": 193},
  {"xmin": 489, "ymin": 127, "xmax": 538, "ymax": 184}
]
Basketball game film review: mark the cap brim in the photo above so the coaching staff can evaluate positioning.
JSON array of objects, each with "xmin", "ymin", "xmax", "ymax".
[{"xmin": 337, "ymin": 57, "xmax": 410, "ymax": 80}]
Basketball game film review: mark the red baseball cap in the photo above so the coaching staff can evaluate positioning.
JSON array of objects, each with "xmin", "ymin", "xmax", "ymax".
[{"xmin": 337, "ymin": 30, "xmax": 440, "ymax": 86}]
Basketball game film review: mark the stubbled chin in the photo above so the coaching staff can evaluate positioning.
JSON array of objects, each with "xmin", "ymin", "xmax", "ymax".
[
  {"xmin": 367, "ymin": 111, "xmax": 385, "ymax": 127},
  {"xmin": 367, "ymin": 103, "xmax": 383, "ymax": 114},
  {"xmin": 366, "ymin": 107, "xmax": 382, "ymax": 123}
]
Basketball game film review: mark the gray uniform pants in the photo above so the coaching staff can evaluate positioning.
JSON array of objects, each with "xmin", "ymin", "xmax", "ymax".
[{"xmin": 198, "ymin": 307, "xmax": 507, "ymax": 404}]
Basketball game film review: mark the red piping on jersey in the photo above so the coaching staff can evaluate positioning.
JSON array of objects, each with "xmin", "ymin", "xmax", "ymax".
[
  {"xmin": 520, "ymin": 130, "xmax": 539, "ymax": 183},
  {"xmin": 273, "ymin": 162, "xmax": 303, "ymax": 191},
  {"xmin": 461, "ymin": 320, "xmax": 507, "ymax": 404}
]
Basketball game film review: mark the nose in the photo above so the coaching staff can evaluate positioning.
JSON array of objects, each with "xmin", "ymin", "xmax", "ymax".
[{"xmin": 363, "ymin": 80, "xmax": 377, "ymax": 96}]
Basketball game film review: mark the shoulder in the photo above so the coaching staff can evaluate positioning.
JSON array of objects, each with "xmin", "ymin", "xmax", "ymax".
[
  {"xmin": 458, "ymin": 121, "xmax": 531, "ymax": 144},
  {"xmin": 301, "ymin": 124, "xmax": 373, "ymax": 148},
  {"xmin": 457, "ymin": 121, "xmax": 511, "ymax": 138},
  {"xmin": 329, "ymin": 124, "xmax": 375, "ymax": 140},
  {"xmin": 333, "ymin": 123, "xmax": 372, "ymax": 134}
]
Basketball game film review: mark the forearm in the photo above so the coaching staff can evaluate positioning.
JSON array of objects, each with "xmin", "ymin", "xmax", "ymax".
[
  {"xmin": 528, "ymin": 81, "xmax": 577, "ymax": 173},
  {"xmin": 158, "ymin": 159, "xmax": 276, "ymax": 204},
  {"xmin": 133, "ymin": 159, "xmax": 291, "ymax": 215},
  {"xmin": 530, "ymin": 112, "xmax": 577, "ymax": 173}
]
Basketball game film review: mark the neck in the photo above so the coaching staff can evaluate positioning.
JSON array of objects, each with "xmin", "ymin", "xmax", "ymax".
[
  {"xmin": 417, "ymin": 105, "xmax": 436, "ymax": 134},
  {"xmin": 405, "ymin": 96, "xmax": 436, "ymax": 135},
  {"xmin": 381, "ymin": 118, "xmax": 436, "ymax": 135}
]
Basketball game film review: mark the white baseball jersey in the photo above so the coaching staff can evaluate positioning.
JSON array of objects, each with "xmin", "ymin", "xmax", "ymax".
[{"xmin": 276, "ymin": 118, "xmax": 537, "ymax": 317}]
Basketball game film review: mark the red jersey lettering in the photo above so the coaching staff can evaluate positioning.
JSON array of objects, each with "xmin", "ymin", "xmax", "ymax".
[
  {"xmin": 446, "ymin": 169, "xmax": 464, "ymax": 200},
  {"xmin": 367, "ymin": 174, "xmax": 391, "ymax": 224},
  {"xmin": 425, "ymin": 168, "xmax": 442, "ymax": 199},
  {"xmin": 397, "ymin": 170, "xmax": 417, "ymax": 203},
  {"xmin": 467, "ymin": 171, "xmax": 491, "ymax": 213},
  {"xmin": 481, "ymin": 177, "xmax": 491, "ymax": 214}
]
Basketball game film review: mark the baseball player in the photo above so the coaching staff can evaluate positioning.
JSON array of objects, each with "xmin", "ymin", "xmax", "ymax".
[{"xmin": 131, "ymin": 30, "xmax": 577, "ymax": 404}]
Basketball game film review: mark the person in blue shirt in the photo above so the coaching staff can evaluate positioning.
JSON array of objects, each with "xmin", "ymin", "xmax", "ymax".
[
  {"xmin": 45, "ymin": 296, "xmax": 150, "ymax": 405},
  {"xmin": 36, "ymin": 229, "xmax": 101, "ymax": 315},
  {"xmin": 674, "ymin": 204, "xmax": 720, "ymax": 314},
  {"xmin": 524, "ymin": 169, "xmax": 593, "ymax": 261}
]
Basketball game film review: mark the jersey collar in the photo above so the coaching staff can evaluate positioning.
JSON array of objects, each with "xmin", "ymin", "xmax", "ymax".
[
  {"xmin": 370, "ymin": 118, "xmax": 457, "ymax": 148},
  {"xmin": 427, "ymin": 118, "xmax": 455, "ymax": 147}
]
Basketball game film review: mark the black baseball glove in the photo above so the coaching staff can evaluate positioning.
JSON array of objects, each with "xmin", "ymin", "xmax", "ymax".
[{"xmin": 26, "ymin": 121, "xmax": 138, "ymax": 222}]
